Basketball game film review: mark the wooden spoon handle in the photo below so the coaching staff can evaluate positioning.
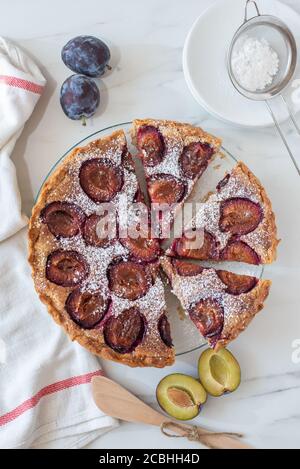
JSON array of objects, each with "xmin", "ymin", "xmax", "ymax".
[{"xmin": 91, "ymin": 377, "xmax": 252, "ymax": 449}]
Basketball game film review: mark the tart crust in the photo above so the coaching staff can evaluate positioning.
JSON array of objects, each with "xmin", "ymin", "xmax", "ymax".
[
  {"xmin": 161, "ymin": 257, "xmax": 271, "ymax": 350},
  {"xmin": 29, "ymin": 130, "xmax": 174, "ymax": 368}
]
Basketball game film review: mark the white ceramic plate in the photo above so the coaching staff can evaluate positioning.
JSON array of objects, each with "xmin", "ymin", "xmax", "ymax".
[
  {"xmin": 183, "ymin": 0, "xmax": 300, "ymax": 128},
  {"xmin": 38, "ymin": 122, "xmax": 263, "ymax": 355}
]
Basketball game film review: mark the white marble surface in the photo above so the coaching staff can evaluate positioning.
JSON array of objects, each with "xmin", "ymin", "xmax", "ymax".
[{"xmin": 3, "ymin": 0, "xmax": 300, "ymax": 449}]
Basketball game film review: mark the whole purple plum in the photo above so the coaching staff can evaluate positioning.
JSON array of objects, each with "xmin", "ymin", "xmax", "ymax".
[
  {"xmin": 60, "ymin": 75, "xmax": 100, "ymax": 124},
  {"xmin": 62, "ymin": 36, "xmax": 111, "ymax": 77}
]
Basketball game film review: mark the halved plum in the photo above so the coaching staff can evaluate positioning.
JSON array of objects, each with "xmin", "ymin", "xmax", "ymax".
[
  {"xmin": 65, "ymin": 289, "xmax": 109, "ymax": 328},
  {"xmin": 174, "ymin": 230, "xmax": 218, "ymax": 260},
  {"xmin": 136, "ymin": 125, "xmax": 165, "ymax": 167},
  {"xmin": 104, "ymin": 307, "xmax": 145, "ymax": 353},
  {"xmin": 108, "ymin": 260, "xmax": 151, "ymax": 300},
  {"xmin": 172, "ymin": 259, "xmax": 204, "ymax": 277},
  {"xmin": 82, "ymin": 213, "xmax": 113, "ymax": 248},
  {"xmin": 148, "ymin": 174, "xmax": 185, "ymax": 206},
  {"xmin": 120, "ymin": 236, "xmax": 160, "ymax": 262},
  {"xmin": 219, "ymin": 197, "xmax": 263, "ymax": 235},
  {"xmin": 156, "ymin": 373, "xmax": 207, "ymax": 420},
  {"xmin": 46, "ymin": 250, "xmax": 88, "ymax": 287},
  {"xmin": 198, "ymin": 348, "xmax": 241, "ymax": 397},
  {"xmin": 79, "ymin": 158, "xmax": 123, "ymax": 202},
  {"xmin": 179, "ymin": 142, "xmax": 214, "ymax": 179},
  {"xmin": 158, "ymin": 314, "xmax": 173, "ymax": 347},
  {"xmin": 220, "ymin": 240, "xmax": 260, "ymax": 265},
  {"xmin": 41, "ymin": 201, "xmax": 85, "ymax": 238},
  {"xmin": 217, "ymin": 270, "xmax": 258, "ymax": 295},
  {"xmin": 189, "ymin": 298, "xmax": 224, "ymax": 339}
]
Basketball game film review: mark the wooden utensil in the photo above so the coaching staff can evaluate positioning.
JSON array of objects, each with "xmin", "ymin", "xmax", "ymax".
[{"xmin": 91, "ymin": 376, "xmax": 252, "ymax": 449}]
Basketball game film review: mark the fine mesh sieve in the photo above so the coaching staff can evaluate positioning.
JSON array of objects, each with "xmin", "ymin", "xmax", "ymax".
[{"xmin": 227, "ymin": 0, "xmax": 300, "ymax": 176}]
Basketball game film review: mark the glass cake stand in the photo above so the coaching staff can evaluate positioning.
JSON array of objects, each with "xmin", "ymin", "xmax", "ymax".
[{"xmin": 37, "ymin": 121, "xmax": 264, "ymax": 356}]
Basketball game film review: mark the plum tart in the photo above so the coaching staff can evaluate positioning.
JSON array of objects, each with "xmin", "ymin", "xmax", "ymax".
[
  {"xmin": 161, "ymin": 258, "xmax": 271, "ymax": 350},
  {"xmin": 29, "ymin": 122, "xmax": 277, "ymax": 367},
  {"xmin": 131, "ymin": 119, "xmax": 222, "ymax": 237},
  {"xmin": 167, "ymin": 162, "xmax": 279, "ymax": 264},
  {"xmin": 29, "ymin": 130, "xmax": 174, "ymax": 368}
]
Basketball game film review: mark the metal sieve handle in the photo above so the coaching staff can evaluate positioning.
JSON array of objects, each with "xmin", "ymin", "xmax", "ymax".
[
  {"xmin": 244, "ymin": 0, "xmax": 261, "ymax": 23},
  {"xmin": 265, "ymin": 99, "xmax": 300, "ymax": 177}
]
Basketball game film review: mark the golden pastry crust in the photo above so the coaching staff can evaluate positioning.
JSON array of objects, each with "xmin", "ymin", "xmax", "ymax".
[
  {"xmin": 29, "ymin": 130, "xmax": 174, "ymax": 368},
  {"xmin": 161, "ymin": 256, "xmax": 271, "ymax": 351}
]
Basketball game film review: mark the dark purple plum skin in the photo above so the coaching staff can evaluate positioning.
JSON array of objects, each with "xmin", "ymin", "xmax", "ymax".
[
  {"xmin": 61, "ymin": 36, "xmax": 111, "ymax": 77},
  {"xmin": 60, "ymin": 75, "xmax": 100, "ymax": 120}
]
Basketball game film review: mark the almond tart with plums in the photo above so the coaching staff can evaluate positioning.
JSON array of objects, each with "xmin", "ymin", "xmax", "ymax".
[
  {"xmin": 29, "ymin": 122, "xmax": 277, "ymax": 367},
  {"xmin": 29, "ymin": 130, "xmax": 174, "ymax": 368},
  {"xmin": 161, "ymin": 258, "xmax": 271, "ymax": 350},
  {"xmin": 167, "ymin": 162, "xmax": 279, "ymax": 265}
]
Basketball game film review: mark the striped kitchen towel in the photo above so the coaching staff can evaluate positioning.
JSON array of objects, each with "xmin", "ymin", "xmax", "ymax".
[{"xmin": 0, "ymin": 37, "xmax": 117, "ymax": 448}]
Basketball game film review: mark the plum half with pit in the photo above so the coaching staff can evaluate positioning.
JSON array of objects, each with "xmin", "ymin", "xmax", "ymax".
[
  {"xmin": 198, "ymin": 348, "xmax": 241, "ymax": 397},
  {"xmin": 62, "ymin": 36, "xmax": 111, "ymax": 77},
  {"xmin": 156, "ymin": 373, "xmax": 207, "ymax": 421},
  {"xmin": 60, "ymin": 75, "xmax": 100, "ymax": 124}
]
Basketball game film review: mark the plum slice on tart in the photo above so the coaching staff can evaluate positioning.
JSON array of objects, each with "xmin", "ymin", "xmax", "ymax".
[
  {"xmin": 41, "ymin": 201, "xmax": 86, "ymax": 238},
  {"xmin": 65, "ymin": 288, "xmax": 110, "ymax": 329}
]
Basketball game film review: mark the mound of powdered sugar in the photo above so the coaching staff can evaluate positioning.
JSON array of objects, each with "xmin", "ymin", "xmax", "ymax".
[{"xmin": 231, "ymin": 36, "xmax": 279, "ymax": 92}]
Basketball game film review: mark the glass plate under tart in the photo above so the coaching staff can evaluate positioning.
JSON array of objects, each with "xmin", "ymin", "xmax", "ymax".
[{"xmin": 37, "ymin": 121, "xmax": 263, "ymax": 356}]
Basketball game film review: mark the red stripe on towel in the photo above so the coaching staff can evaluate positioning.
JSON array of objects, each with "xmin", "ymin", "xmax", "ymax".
[
  {"xmin": 0, "ymin": 75, "xmax": 44, "ymax": 94},
  {"xmin": 0, "ymin": 370, "xmax": 104, "ymax": 426}
]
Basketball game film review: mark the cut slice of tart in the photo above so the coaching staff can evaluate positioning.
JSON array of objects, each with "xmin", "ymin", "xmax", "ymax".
[
  {"xmin": 167, "ymin": 162, "xmax": 279, "ymax": 264},
  {"xmin": 29, "ymin": 130, "xmax": 174, "ymax": 368},
  {"xmin": 131, "ymin": 119, "xmax": 222, "ymax": 238},
  {"xmin": 161, "ymin": 257, "xmax": 271, "ymax": 350}
]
